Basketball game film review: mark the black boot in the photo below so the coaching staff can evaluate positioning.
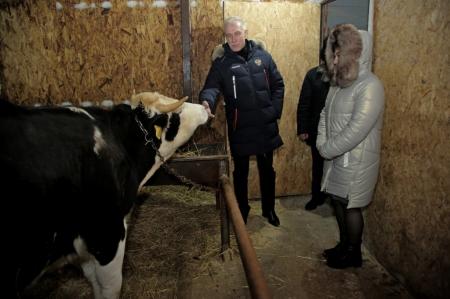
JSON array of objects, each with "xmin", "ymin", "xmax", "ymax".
[
  {"xmin": 326, "ymin": 245, "xmax": 362, "ymax": 269},
  {"xmin": 233, "ymin": 170, "xmax": 250, "ymax": 224},
  {"xmin": 263, "ymin": 210, "xmax": 280, "ymax": 227},
  {"xmin": 259, "ymin": 168, "xmax": 280, "ymax": 227},
  {"xmin": 240, "ymin": 205, "xmax": 251, "ymax": 224},
  {"xmin": 305, "ymin": 196, "xmax": 326, "ymax": 210},
  {"xmin": 322, "ymin": 242, "xmax": 346, "ymax": 258}
]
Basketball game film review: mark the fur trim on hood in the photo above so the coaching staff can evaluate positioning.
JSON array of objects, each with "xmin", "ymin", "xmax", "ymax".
[
  {"xmin": 211, "ymin": 39, "xmax": 266, "ymax": 61},
  {"xmin": 325, "ymin": 24, "xmax": 362, "ymax": 88}
]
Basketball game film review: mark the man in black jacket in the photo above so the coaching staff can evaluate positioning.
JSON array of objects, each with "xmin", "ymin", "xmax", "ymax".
[
  {"xmin": 297, "ymin": 40, "xmax": 330, "ymax": 210},
  {"xmin": 200, "ymin": 16, "xmax": 284, "ymax": 226}
]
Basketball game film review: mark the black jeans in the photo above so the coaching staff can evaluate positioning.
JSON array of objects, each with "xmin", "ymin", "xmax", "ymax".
[{"xmin": 233, "ymin": 151, "xmax": 276, "ymax": 217}]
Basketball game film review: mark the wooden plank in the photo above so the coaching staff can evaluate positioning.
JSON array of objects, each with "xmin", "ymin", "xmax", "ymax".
[{"xmin": 181, "ymin": 0, "xmax": 192, "ymax": 101}]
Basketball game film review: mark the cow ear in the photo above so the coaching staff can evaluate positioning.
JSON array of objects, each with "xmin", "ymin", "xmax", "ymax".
[{"xmin": 151, "ymin": 113, "xmax": 169, "ymax": 129}]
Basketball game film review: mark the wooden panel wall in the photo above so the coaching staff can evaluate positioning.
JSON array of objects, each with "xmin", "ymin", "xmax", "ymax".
[
  {"xmin": 0, "ymin": 0, "xmax": 183, "ymax": 104},
  {"xmin": 365, "ymin": 1, "xmax": 450, "ymax": 298},
  {"xmin": 224, "ymin": 1, "xmax": 321, "ymax": 197},
  {"xmin": 190, "ymin": 0, "xmax": 227, "ymax": 145}
]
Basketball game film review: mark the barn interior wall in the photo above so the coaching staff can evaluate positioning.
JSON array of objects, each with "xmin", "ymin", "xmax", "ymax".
[
  {"xmin": 0, "ymin": 0, "xmax": 184, "ymax": 104},
  {"xmin": 190, "ymin": 0, "xmax": 228, "ymax": 146},
  {"xmin": 366, "ymin": 1, "xmax": 450, "ymax": 298}
]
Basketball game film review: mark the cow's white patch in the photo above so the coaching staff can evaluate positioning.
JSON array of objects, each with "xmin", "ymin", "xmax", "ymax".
[
  {"xmin": 93, "ymin": 126, "xmax": 106, "ymax": 155},
  {"xmin": 66, "ymin": 106, "xmax": 95, "ymax": 120},
  {"xmin": 74, "ymin": 219, "xmax": 127, "ymax": 299},
  {"xmin": 138, "ymin": 158, "xmax": 163, "ymax": 191},
  {"xmin": 101, "ymin": 100, "xmax": 114, "ymax": 108},
  {"xmin": 93, "ymin": 235, "xmax": 126, "ymax": 299}
]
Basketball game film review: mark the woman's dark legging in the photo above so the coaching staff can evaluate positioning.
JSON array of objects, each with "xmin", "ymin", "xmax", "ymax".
[{"xmin": 332, "ymin": 198, "xmax": 364, "ymax": 247}]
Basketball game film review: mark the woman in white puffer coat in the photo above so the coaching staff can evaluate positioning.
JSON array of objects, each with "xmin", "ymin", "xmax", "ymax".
[{"xmin": 317, "ymin": 24, "xmax": 384, "ymax": 269}]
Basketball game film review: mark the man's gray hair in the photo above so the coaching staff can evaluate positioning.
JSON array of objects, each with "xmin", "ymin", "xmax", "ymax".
[{"xmin": 224, "ymin": 16, "xmax": 247, "ymax": 31}]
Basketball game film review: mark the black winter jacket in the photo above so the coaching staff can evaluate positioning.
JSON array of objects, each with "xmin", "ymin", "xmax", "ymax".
[
  {"xmin": 296, "ymin": 65, "xmax": 330, "ymax": 145},
  {"xmin": 200, "ymin": 40, "xmax": 285, "ymax": 156}
]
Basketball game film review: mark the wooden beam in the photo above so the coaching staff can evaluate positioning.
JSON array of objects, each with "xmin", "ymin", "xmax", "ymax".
[{"xmin": 181, "ymin": 0, "xmax": 192, "ymax": 102}]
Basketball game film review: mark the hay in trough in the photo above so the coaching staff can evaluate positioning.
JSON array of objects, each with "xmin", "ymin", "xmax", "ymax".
[{"xmin": 23, "ymin": 185, "xmax": 220, "ymax": 298}]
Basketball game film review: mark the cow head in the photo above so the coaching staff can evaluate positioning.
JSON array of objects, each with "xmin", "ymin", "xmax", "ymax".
[{"xmin": 131, "ymin": 92, "xmax": 209, "ymax": 189}]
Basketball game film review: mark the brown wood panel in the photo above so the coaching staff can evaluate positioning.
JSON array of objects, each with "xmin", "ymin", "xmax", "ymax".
[
  {"xmin": 0, "ymin": 0, "xmax": 183, "ymax": 104},
  {"xmin": 365, "ymin": 1, "xmax": 450, "ymax": 298}
]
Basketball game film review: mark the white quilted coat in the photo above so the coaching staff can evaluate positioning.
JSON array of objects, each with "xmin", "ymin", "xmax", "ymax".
[{"xmin": 317, "ymin": 30, "xmax": 385, "ymax": 209}]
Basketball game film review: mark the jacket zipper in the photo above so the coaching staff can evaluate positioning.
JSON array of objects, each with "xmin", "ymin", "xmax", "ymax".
[
  {"xmin": 232, "ymin": 75, "xmax": 238, "ymax": 131},
  {"xmin": 263, "ymin": 68, "xmax": 270, "ymax": 89}
]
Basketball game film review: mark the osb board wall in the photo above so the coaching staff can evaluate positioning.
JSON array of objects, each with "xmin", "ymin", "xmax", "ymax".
[
  {"xmin": 190, "ymin": 0, "xmax": 227, "ymax": 145},
  {"xmin": 365, "ymin": 1, "xmax": 450, "ymax": 298},
  {"xmin": 224, "ymin": 1, "xmax": 320, "ymax": 197},
  {"xmin": 0, "ymin": 0, "xmax": 183, "ymax": 104}
]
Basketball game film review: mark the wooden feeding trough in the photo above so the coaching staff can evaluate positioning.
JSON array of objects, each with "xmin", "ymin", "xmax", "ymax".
[{"xmin": 147, "ymin": 141, "xmax": 232, "ymax": 252}]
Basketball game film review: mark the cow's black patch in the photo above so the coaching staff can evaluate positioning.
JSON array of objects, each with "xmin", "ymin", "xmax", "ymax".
[
  {"xmin": 153, "ymin": 113, "xmax": 169, "ymax": 129},
  {"xmin": 165, "ymin": 113, "xmax": 180, "ymax": 142}
]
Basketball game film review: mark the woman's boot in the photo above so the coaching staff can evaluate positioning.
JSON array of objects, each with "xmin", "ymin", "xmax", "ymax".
[
  {"xmin": 326, "ymin": 244, "xmax": 362, "ymax": 269},
  {"xmin": 322, "ymin": 242, "xmax": 346, "ymax": 259}
]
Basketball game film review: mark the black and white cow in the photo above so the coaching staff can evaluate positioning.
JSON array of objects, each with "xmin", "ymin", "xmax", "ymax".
[{"xmin": 0, "ymin": 92, "xmax": 208, "ymax": 298}]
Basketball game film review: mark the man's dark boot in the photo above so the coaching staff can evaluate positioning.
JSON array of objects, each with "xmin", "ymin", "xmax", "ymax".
[
  {"xmin": 233, "ymin": 171, "xmax": 250, "ymax": 224},
  {"xmin": 260, "ymin": 170, "xmax": 280, "ymax": 227},
  {"xmin": 239, "ymin": 205, "xmax": 251, "ymax": 224},
  {"xmin": 263, "ymin": 210, "xmax": 280, "ymax": 227},
  {"xmin": 326, "ymin": 245, "xmax": 362, "ymax": 269}
]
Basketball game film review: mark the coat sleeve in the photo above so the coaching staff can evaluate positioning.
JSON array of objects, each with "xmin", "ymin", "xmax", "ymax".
[
  {"xmin": 199, "ymin": 61, "xmax": 222, "ymax": 112},
  {"xmin": 317, "ymin": 79, "xmax": 384, "ymax": 160},
  {"xmin": 267, "ymin": 55, "xmax": 285, "ymax": 119},
  {"xmin": 316, "ymin": 104, "xmax": 327, "ymax": 150},
  {"xmin": 297, "ymin": 70, "xmax": 313, "ymax": 135}
]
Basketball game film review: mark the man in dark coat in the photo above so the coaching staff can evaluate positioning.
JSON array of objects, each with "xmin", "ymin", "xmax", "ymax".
[
  {"xmin": 297, "ymin": 39, "xmax": 330, "ymax": 210},
  {"xmin": 200, "ymin": 16, "xmax": 284, "ymax": 226}
]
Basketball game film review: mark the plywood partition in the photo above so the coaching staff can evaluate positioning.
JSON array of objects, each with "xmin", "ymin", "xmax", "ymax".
[
  {"xmin": 365, "ymin": 1, "xmax": 450, "ymax": 298},
  {"xmin": 224, "ymin": 1, "xmax": 321, "ymax": 197},
  {"xmin": 0, "ymin": 0, "xmax": 183, "ymax": 104},
  {"xmin": 190, "ymin": 0, "xmax": 227, "ymax": 145}
]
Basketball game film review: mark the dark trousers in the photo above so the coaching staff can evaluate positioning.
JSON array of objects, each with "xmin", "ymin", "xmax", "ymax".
[
  {"xmin": 310, "ymin": 137, "xmax": 326, "ymax": 201},
  {"xmin": 233, "ymin": 151, "xmax": 276, "ymax": 217}
]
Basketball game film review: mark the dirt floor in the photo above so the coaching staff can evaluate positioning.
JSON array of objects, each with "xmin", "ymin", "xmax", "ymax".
[
  {"xmin": 187, "ymin": 194, "xmax": 414, "ymax": 299},
  {"xmin": 24, "ymin": 186, "xmax": 413, "ymax": 299}
]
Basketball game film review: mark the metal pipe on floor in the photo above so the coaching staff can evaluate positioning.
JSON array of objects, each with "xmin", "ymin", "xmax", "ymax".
[{"xmin": 220, "ymin": 175, "xmax": 272, "ymax": 299}]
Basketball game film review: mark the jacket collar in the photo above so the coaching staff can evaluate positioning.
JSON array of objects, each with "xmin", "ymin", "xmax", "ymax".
[{"xmin": 211, "ymin": 39, "xmax": 266, "ymax": 61}]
